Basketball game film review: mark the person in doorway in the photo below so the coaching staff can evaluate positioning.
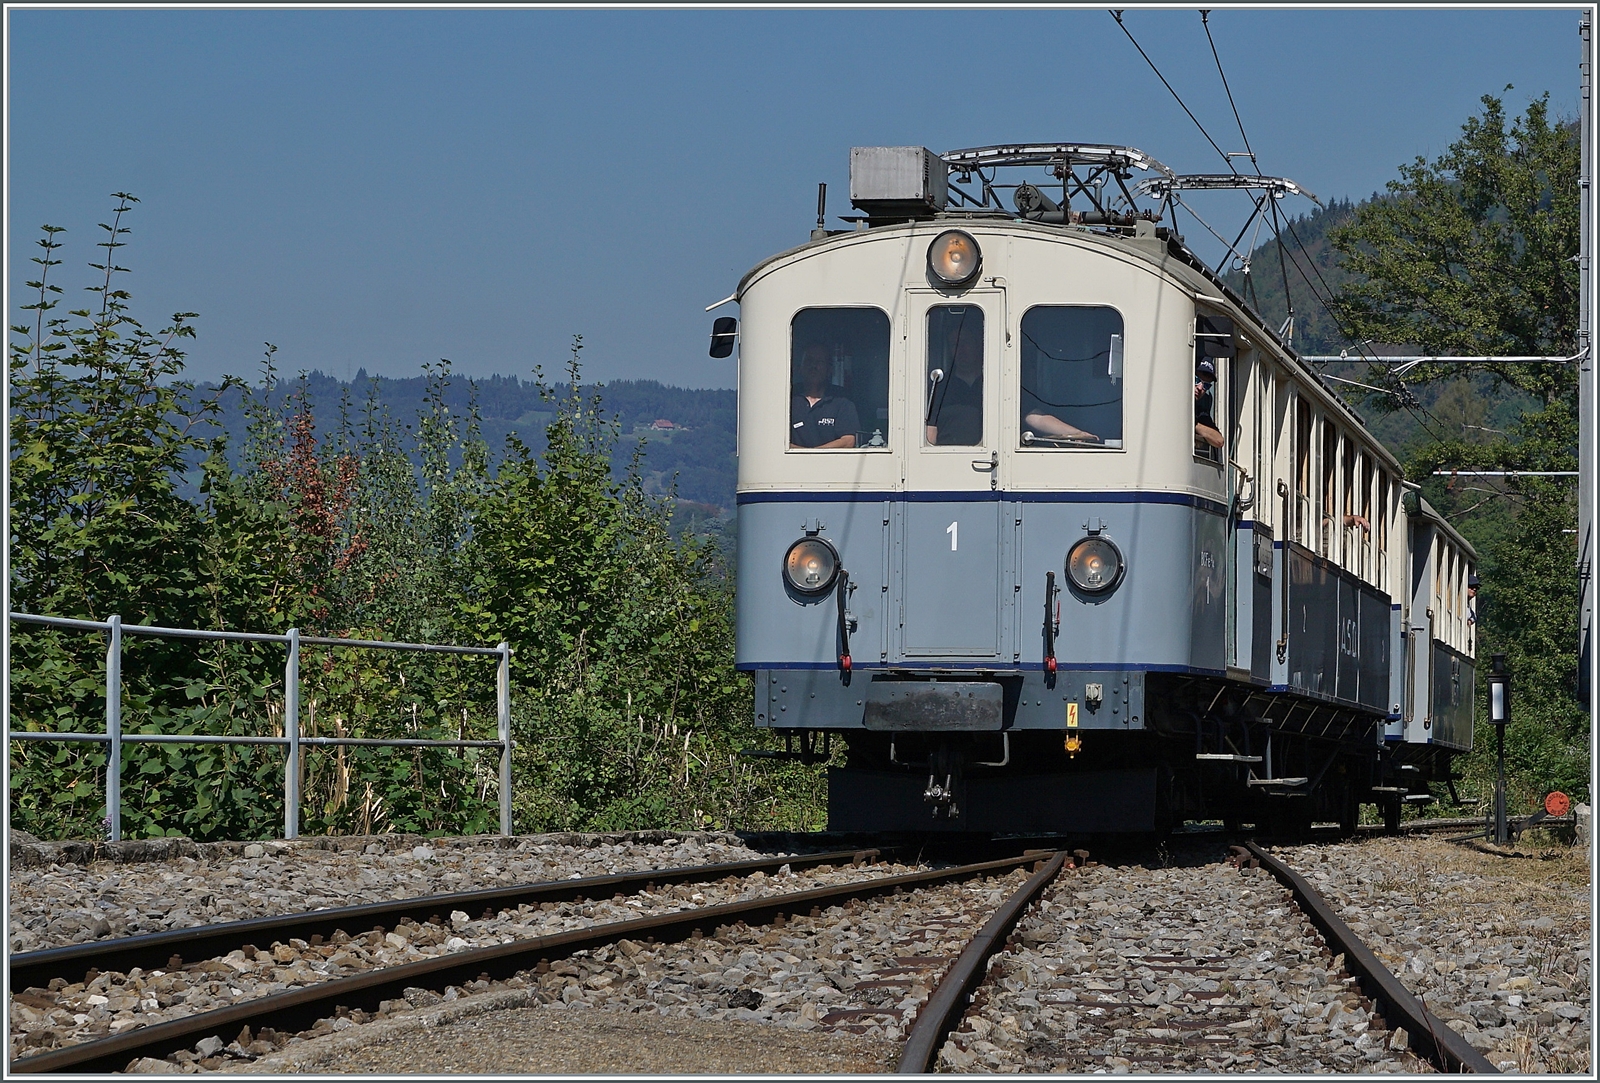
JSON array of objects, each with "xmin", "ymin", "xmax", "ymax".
[
  {"xmin": 1194, "ymin": 359, "xmax": 1224, "ymax": 450},
  {"xmin": 1466, "ymin": 573, "xmax": 1479, "ymax": 649},
  {"xmin": 790, "ymin": 345, "xmax": 859, "ymax": 448},
  {"xmin": 926, "ymin": 329, "xmax": 984, "ymax": 445}
]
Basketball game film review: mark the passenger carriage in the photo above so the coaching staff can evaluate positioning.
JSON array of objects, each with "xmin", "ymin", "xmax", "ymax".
[{"xmin": 713, "ymin": 145, "xmax": 1475, "ymax": 835}]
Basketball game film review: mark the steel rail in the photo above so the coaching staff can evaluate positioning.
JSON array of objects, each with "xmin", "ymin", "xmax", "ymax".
[
  {"xmin": 1244, "ymin": 842, "xmax": 1498, "ymax": 1074},
  {"xmin": 895, "ymin": 852, "xmax": 1068, "ymax": 1073},
  {"xmin": 9, "ymin": 853, "xmax": 1040, "ymax": 1074},
  {"xmin": 1353, "ymin": 813, "xmax": 1575, "ymax": 837},
  {"xmin": 10, "ymin": 849, "xmax": 882, "ymax": 993}
]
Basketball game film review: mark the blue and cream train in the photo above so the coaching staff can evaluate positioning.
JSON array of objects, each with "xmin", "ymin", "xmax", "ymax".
[{"xmin": 712, "ymin": 145, "xmax": 1476, "ymax": 835}]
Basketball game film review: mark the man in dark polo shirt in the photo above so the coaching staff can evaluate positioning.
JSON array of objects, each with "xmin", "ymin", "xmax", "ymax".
[
  {"xmin": 926, "ymin": 329, "xmax": 983, "ymax": 445},
  {"xmin": 790, "ymin": 345, "xmax": 859, "ymax": 448}
]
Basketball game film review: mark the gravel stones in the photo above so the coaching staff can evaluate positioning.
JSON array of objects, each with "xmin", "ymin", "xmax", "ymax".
[
  {"xmin": 7, "ymin": 832, "xmax": 772, "ymax": 1061},
  {"xmin": 236, "ymin": 868, "xmax": 1031, "ymax": 1074},
  {"xmin": 935, "ymin": 847, "xmax": 1431, "ymax": 1074},
  {"xmin": 223, "ymin": 988, "xmax": 897, "ymax": 1075},
  {"xmin": 1282, "ymin": 835, "xmax": 1591, "ymax": 1073},
  {"xmin": 7, "ymin": 836, "xmax": 948, "ymax": 1065},
  {"xmin": 8, "ymin": 831, "xmax": 753, "ymax": 954}
]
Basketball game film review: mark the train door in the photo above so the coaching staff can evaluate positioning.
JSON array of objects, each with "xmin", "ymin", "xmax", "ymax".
[
  {"xmin": 1225, "ymin": 348, "xmax": 1249, "ymax": 673},
  {"xmin": 893, "ymin": 289, "xmax": 1007, "ymax": 660}
]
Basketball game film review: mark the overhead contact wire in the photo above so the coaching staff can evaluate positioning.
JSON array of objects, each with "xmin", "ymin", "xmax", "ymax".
[
  {"xmin": 1201, "ymin": 10, "xmax": 1257, "ymax": 171},
  {"xmin": 1110, "ymin": 10, "xmax": 1239, "ymax": 176}
]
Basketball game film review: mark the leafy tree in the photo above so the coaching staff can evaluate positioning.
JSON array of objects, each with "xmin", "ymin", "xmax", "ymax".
[
  {"xmin": 463, "ymin": 341, "xmax": 822, "ymax": 831},
  {"xmin": 1328, "ymin": 95, "xmax": 1586, "ymax": 807}
]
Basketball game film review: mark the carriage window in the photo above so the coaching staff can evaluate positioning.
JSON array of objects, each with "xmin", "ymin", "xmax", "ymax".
[
  {"xmin": 925, "ymin": 306, "xmax": 984, "ymax": 446},
  {"xmin": 1321, "ymin": 422, "xmax": 1337, "ymax": 559},
  {"xmin": 1018, "ymin": 306, "xmax": 1124, "ymax": 448},
  {"xmin": 789, "ymin": 308, "xmax": 890, "ymax": 450},
  {"xmin": 1376, "ymin": 470, "xmax": 1390, "ymax": 591},
  {"xmin": 1293, "ymin": 398, "xmax": 1311, "ymax": 544}
]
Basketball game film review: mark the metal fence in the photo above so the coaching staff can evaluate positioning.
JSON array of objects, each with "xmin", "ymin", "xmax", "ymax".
[{"xmin": 7, "ymin": 613, "xmax": 513, "ymax": 840}]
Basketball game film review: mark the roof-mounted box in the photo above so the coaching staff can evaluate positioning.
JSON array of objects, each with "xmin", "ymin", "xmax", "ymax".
[{"xmin": 850, "ymin": 146, "xmax": 948, "ymax": 218}]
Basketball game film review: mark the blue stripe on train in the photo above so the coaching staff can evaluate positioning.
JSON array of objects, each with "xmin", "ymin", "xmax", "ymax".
[
  {"xmin": 736, "ymin": 489, "xmax": 1229, "ymax": 517},
  {"xmin": 737, "ymin": 661, "xmax": 1228, "ymax": 676}
]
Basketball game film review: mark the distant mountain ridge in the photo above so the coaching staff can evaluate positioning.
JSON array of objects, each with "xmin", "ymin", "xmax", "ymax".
[{"xmin": 201, "ymin": 373, "xmax": 738, "ymax": 512}]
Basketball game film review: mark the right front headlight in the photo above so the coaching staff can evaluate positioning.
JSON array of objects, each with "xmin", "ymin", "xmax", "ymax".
[
  {"xmin": 784, "ymin": 537, "xmax": 840, "ymax": 596},
  {"xmin": 1067, "ymin": 535, "xmax": 1124, "ymax": 593}
]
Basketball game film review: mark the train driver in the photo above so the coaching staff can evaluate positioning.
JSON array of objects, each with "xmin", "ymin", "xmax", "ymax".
[
  {"xmin": 926, "ymin": 327, "xmax": 984, "ymax": 445},
  {"xmin": 1194, "ymin": 359, "xmax": 1225, "ymax": 450},
  {"xmin": 790, "ymin": 344, "xmax": 859, "ymax": 448}
]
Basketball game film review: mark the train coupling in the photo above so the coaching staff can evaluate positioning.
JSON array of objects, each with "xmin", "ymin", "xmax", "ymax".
[{"xmin": 924, "ymin": 773, "xmax": 959, "ymax": 819}]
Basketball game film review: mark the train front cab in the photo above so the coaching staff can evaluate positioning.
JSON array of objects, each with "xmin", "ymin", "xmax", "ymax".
[{"xmin": 736, "ymin": 222, "xmax": 1263, "ymax": 833}]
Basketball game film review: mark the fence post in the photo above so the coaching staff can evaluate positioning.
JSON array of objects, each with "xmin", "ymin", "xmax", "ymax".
[
  {"xmin": 105, "ymin": 615, "xmax": 122, "ymax": 843},
  {"xmin": 497, "ymin": 642, "xmax": 513, "ymax": 836},
  {"xmin": 284, "ymin": 628, "xmax": 300, "ymax": 840}
]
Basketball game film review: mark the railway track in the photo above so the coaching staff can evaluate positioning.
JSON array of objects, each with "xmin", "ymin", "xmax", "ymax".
[
  {"xmin": 900, "ymin": 840, "xmax": 1496, "ymax": 1075},
  {"xmin": 8, "ymin": 850, "xmax": 1044, "ymax": 1073},
  {"xmin": 1352, "ymin": 814, "xmax": 1577, "ymax": 839},
  {"xmin": 9, "ymin": 838, "xmax": 1506, "ymax": 1074},
  {"xmin": 9, "ymin": 848, "xmax": 882, "ymax": 992}
]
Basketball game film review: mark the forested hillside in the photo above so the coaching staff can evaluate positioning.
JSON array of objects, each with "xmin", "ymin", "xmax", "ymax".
[{"xmin": 199, "ymin": 368, "xmax": 738, "ymax": 513}]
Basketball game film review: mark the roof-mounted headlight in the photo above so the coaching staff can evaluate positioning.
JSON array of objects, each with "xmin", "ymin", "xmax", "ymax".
[
  {"xmin": 784, "ymin": 537, "xmax": 840, "ymax": 596},
  {"xmin": 927, "ymin": 230, "xmax": 982, "ymax": 288},
  {"xmin": 1067, "ymin": 535, "xmax": 1124, "ymax": 594}
]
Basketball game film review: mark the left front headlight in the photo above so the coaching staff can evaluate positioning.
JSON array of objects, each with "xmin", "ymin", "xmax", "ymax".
[
  {"xmin": 1066, "ymin": 535, "xmax": 1124, "ymax": 593},
  {"xmin": 784, "ymin": 537, "xmax": 840, "ymax": 596}
]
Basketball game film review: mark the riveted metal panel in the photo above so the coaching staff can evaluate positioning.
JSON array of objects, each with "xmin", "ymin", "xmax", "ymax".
[
  {"xmin": 736, "ymin": 500, "xmax": 889, "ymax": 668},
  {"xmin": 862, "ymin": 681, "xmax": 1004, "ymax": 730},
  {"xmin": 1249, "ymin": 524, "xmax": 1274, "ymax": 681},
  {"xmin": 899, "ymin": 501, "xmax": 1003, "ymax": 658},
  {"xmin": 1192, "ymin": 510, "xmax": 1228, "ymax": 674},
  {"xmin": 1357, "ymin": 584, "xmax": 1391, "ymax": 713},
  {"xmin": 1336, "ymin": 574, "xmax": 1361, "ymax": 703},
  {"xmin": 1429, "ymin": 641, "xmax": 1475, "ymax": 751},
  {"xmin": 1287, "ymin": 544, "xmax": 1336, "ymax": 696}
]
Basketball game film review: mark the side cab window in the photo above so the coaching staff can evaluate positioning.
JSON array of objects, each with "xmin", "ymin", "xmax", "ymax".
[
  {"xmin": 1194, "ymin": 313, "xmax": 1233, "ymax": 462},
  {"xmin": 788, "ymin": 308, "xmax": 891, "ymax": 450}
]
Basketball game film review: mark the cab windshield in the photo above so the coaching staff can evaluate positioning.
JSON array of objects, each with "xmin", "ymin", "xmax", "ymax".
[{"xmin": 1018, "ymin": 306, "xmax": 1124, "ymax": 448}]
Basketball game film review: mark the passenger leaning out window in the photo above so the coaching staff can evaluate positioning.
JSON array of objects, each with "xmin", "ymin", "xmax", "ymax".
[
  {"xmin": 1194, "ymin": 359, "xmax": 1224, "ymax": 450},
  {"xmin": 790, "ymin": 345, "xmax": 859, "ymax": 448}
]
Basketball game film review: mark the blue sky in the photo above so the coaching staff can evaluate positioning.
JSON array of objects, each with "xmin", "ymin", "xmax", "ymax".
[{"xmin": 6, "ymin": 6, "xmax": 1584, "ymax": 388}]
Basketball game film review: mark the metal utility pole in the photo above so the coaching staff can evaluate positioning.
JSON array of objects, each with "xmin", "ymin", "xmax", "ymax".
[
  {"xmin": 1488, "ymin": 655, "xmax": 1511, "ymax": 846},
  {"xmin": 1581, "ymin": 12, "xmax": 1595, "ymax": 710}
]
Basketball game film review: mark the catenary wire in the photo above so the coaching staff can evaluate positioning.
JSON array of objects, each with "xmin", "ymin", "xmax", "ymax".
[
  {"xmin": 1201, "ymin": 11, "xmax": 1258, "ymax": 170},
  {"xmin": 1111, "ymin": 10, "xmax": 1238, "ymax": 176}
]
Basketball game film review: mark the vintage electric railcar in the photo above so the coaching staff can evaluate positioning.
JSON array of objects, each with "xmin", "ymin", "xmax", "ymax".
[{"xmin": 713, "ymin": 145, "xmax": 1476, "ymax": 835}]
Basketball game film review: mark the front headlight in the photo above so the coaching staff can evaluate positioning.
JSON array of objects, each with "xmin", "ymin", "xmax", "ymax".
[
  {"xmin": 784, "ymin": 537, "xmax": 840, "ymax": 596},
  {"xmin": 1067, "ymin": 535, "xmax": 1123, "ymax": 593},
  {"xmin": 927, "ymin": 230, "xmax": 982, "ymax": 287}
]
